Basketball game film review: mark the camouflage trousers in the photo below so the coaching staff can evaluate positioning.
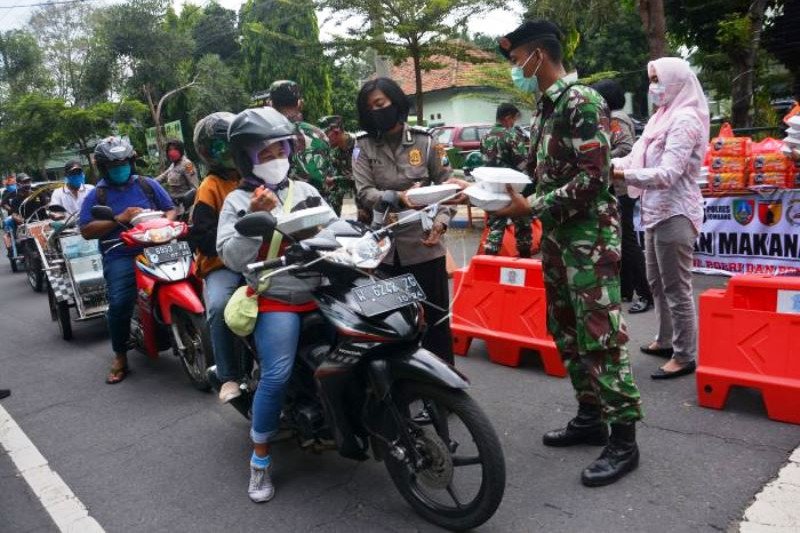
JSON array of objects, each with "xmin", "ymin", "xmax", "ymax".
[
  {"xmin": 541, "ymin": 232, "xmax": 643, "ymax": 424},
  {"xmin": 484, "ymin": 215, "xmax": 533, "ymax": 257}
]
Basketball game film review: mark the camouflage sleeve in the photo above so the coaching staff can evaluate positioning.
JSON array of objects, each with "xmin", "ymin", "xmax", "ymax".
[
  {"xmin": 530, "ymin": 96, "xmax": 610, "ymax": 226},
  {"xmin": 509, "ymin": 129, "xmax": 529, "ymax": 171}
]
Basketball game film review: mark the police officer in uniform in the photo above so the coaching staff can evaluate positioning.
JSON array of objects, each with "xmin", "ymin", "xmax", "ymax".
[
  {"xmin": 491, "ymin": 21, "xmax": 643, "ymax": 487},
  {"xmin": 156, "ymin": 139, "xmax": 199, "ymax": 216},
  {"xmin": 352, "ymin": 77, "xmax": 455, "ymax": 365}
]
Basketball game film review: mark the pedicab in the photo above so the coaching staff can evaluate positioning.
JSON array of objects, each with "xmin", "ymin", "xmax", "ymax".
[{"xmin": 39, "ymin": 205, "xmax": 108, "ymax": 340}]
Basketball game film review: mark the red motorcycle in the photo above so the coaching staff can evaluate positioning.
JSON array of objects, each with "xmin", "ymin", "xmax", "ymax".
[{"xmin": 91, "ymin": 205, "xmax": 212, "ymax": 390}]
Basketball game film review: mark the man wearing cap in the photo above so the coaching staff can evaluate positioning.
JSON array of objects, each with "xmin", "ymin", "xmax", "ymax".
[
  {"xmin": 318, "ymin": 115, "xmax": 356, "ymax": 217},
  {"xmin": 50, "ymin": 160, "xmax": 95, "ymax": 215},
  {"xmin": 268, "ymin": 80, "xmax": 335, "ymax": 197},
  {"xmin": 490, "ymin": 20, "xmax": 643, "ymax": 487}
]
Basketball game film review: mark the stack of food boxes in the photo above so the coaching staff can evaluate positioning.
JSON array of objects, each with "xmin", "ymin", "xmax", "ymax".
[{"xmin": 707, "ymin": 134, "xmax": 750, "ymax": 192}]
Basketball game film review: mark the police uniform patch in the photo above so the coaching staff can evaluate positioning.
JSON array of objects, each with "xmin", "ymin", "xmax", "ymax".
[{"xmin": 409, "ymin": 148, "xmax": 423, "ymax": 167}]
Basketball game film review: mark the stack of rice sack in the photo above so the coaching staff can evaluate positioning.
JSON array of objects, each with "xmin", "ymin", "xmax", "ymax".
[
  {"xmin": 707, "ymin": 124, "xmax": 750, "ymax": 191},
  {"xmin": 750, "ymin": 137, "xmax": 792, "ymax": 187},
  {"xmin": 782, "ymin": 115, "xmax": 800, "ymax": 188}
]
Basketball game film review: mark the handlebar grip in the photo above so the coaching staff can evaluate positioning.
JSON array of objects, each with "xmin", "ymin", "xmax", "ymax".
[{"xmin": 245, "ymin": 257, "xmax": 285, "ymax": 274}]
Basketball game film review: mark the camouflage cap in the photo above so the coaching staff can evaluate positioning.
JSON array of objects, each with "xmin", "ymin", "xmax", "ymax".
[
  {"xmin": 318, "ymin": 115, "xmax": 343, "ymax": 131},
  {"xmin": 269, "ymin": 80, "xmax": 302, "ymax": 107},
  {"xmin": 498, "ymin": 20, "xmax": 563, "ymax": 60}
]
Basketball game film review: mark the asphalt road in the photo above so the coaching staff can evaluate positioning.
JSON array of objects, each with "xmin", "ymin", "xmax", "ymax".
[{"xmin": 1, "ymin": 230, "xmax": 799, "ymax": 533}]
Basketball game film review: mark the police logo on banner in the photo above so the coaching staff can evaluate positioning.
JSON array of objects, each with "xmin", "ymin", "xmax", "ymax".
[
  {"xmin": 733, "ymin": 199, "xmax": 754, "ymax": 225},
  {"xmin": 786, "ymin": 198, "xmax": 800, "ymax": 227},
  {"xmin": 757, "ymin": 201, "xmax": 782, "ymax": 226}
]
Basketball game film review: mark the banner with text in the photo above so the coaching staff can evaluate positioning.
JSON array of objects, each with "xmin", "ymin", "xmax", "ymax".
[{"xmin": 634, "ymin": 190, "xmax": 800, "ymax": 275}]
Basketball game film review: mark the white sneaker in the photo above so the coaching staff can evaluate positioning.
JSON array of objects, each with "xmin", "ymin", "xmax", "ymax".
[
  {"xmin": 218, "ymin": 381, "xmax": 241, "ymax": 403},
  {"xmin": 248, "ymin": 464, "xmax": 275, "ymax": 503}
]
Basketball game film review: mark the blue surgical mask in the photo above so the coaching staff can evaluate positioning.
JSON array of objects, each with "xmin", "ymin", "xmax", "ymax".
[
  {"xmin": 66, "ymin": 172, "xmax": 85, "ymax": 188},
  {"xmin": 511, "ymin": 50, "xmax": 543, "ymax": 93},
  {"xmin": 107, "ymin": 164, "xmax": 131, "ymax": 185},
  {"xmin": 6, "ymin": 184, "xmax": 17, "ymax": 193}
]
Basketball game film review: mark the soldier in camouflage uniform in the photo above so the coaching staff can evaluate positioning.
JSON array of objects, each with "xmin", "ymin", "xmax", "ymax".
[
  {"xmin": 480, "ymin": 103, "xmax": 534, "ymax": 257},
  {"xmin": 268, "ymin": 81, "xmax": 335, "ymax": 201},
  {"xmin": 318, "ymin": 115, "xmax": 356, "ymax": 217},
  {"xmin": 493, "ymin": 21, "xmax": 642, "ymax": 487}
]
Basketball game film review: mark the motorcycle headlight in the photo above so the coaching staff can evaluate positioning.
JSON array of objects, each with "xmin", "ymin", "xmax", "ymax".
[{"xmin": 128, "ymin": 225, "xmax": 183, "ymax": 245}]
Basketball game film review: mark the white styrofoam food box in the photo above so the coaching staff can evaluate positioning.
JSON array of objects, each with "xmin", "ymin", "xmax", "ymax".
[
  {"xmin": 276, "ymin": 206, "xmax": 337, "ymax": 236},
  {"xmin": 405, "ymin": 184, "xmax": 461, "ymax": 206},
  {"xmin": 471, "ymin": 166, "xmax": 532, "ymax": 193},
  {"xmin": 464, "ymin": 185, "xmax": 511, "ymax": 211}
]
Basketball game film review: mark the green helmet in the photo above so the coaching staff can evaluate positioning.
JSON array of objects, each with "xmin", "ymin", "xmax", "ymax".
[
  {"xmin": 464, "ymin": 151, "xmax": 485, "ymax": 171},
  {"xmin": 268, "ymin": 80, "xmax": 301, "ymax": 108}
]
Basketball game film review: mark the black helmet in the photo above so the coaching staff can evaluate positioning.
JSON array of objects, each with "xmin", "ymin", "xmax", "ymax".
[
  {"xmin": 268, "ymin": 80, "xmax": 301, "ymax": 108},
  {"xmin": 193, "ymin": 112, "xmax": 236, "ymax": 173},
  {"xmin": 228, "ymin": 107, "xmax": 296, "ymax": 179}
]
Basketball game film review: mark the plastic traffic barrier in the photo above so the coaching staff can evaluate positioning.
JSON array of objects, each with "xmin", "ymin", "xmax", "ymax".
[
  {"xmin": 450, "ymin": 255, "xmax": 566, "ymax": 377},
  {"xmin": 697, "ymin": 274, "xmax": 800, "ymax": 425}
]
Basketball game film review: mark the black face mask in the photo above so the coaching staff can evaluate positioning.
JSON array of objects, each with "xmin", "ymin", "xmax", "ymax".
[{"xmin": 370, "ymin": 105, "xmax": 399, "ymax": 133}]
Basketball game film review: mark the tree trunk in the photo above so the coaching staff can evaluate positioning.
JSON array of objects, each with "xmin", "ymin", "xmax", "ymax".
[
  {"xmin": 411, "ymin": 50, "xmax": 424, "ymax": 126},
  {"xmin": 638, "ymin": 0, "xmax": 667, "ymax": 60},
  {"xmin": 730, "ymin": 0, "xmax": 769, "ymax": 129},
  {"xmin": 143, "ymin": 84, "xmax": 166, "ymax": 171}
]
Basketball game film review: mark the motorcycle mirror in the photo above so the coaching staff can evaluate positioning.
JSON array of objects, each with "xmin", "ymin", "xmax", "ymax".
[
  {"xmin": 47, "ymin": 204, "xmax": 67, "ymax": 213},
  {"xmin": 235, "ymin": 211, "xmax": 277, "ymax": 237},
  {"xmin": 90, "ymin": 205, "xmax": 115, "ymax": 221}
]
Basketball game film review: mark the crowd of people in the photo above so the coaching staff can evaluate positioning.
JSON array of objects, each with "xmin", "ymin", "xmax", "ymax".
[{"xmin": 1, "ymin": 17, "xmax": 714, "ymax": 506}]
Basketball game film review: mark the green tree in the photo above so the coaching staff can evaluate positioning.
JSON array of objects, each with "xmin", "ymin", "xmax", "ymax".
[
  {"xmin": 0, "ymin": 30, "xmax": 52, "ymax": 98},
  {"xmin": 240, "ymin": 0, "xmax": 332, "ymax": 122},
  {"xmin": 320, "ymin": 0, "xmax": 503, "ymax": 124},
  {"xmin": 665, "ymin": 0, "xmax": 776, "ymax": 128},
  {"xmin": 28, "ymin": 1, "xmax": 97, "ymax": 105},
  {"xmin": 187, "ymin": 54, "xmax": 249, "ymax": 123},
  {"xmin": 0, "ymin": 95, "xmax": 66, "ymax": 177},
  {"xmin": 193, "ymin": 2, "xmax": 240, "ymax": 62},
  {"xmin": 762, "ymin": 1, "xmax": 800, "ymax": 95}
]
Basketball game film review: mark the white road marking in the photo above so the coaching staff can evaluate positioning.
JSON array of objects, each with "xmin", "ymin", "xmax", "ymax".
[
  {"xmin": 739, "ymin": 445, "xmax": 800, "ymax": 532},
  {"xmin": 0, "ymin": 404, "xmax": 105, "ymax": 533}
]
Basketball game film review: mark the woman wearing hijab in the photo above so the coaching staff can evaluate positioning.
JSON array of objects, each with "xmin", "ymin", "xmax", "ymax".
[{"xmin": 611, "ymin": 57, "xmax": 708, "ymax": 380}]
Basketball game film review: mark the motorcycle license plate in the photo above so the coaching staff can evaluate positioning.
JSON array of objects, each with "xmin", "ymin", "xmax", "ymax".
[
  {"xmin": 144, "ymin": 241, "xmax": 191, "ymax": 264},
  {"xmin": 353, "ymin": 274, "xmax": 426, "ymax": 317}
]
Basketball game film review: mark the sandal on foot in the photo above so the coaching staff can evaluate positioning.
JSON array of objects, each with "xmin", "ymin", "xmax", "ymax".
[{"xmin": 106, "ymin": 365, "xmax": 130, "ymax": 384}]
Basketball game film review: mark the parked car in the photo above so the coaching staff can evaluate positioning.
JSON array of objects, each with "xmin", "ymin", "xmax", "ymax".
[{"xmin": 431, "ymin": 124, "xmax": 494, "ymax": 152}]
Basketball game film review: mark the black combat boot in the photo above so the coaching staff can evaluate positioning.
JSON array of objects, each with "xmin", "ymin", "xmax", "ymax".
[
  {"xmin": 542, "ymin": 403, "xmax": 609, "ymax": 447},
  {"xmin": 581, "ymin": 422, "xmax": 639, "ymax": 487}
]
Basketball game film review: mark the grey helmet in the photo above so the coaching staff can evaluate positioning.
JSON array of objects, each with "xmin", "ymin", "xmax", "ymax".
[
  {"xmin": 193, "ymin": 112, "xmax": 236, "ymax": 174},
  {"xmin": 228, "ymin": 107, "xmax": 296, "ymax": 179},
  {"xmin": 94, "ymin": 136, "xmax": 135, "ymax": 174}
]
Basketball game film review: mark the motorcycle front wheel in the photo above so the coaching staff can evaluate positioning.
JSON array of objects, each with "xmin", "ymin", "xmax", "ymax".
[
  {"xmin": 383, "ymin": 381, "xmax": 506, "ymax": 531},
  {"xmin": 172, "ymin": 308, "xmax": 212, "ymax": 391}
]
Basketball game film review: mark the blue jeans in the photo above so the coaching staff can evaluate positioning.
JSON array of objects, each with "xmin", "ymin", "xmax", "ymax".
[
  {"xmin": 250, "ymin": 311, "xmax": 301, "ymax": 444},
  {"xmin": 103, "ymin": 256, "xmax": 137, "ymax": 354},
  {"xmin": 203, "ymin": 268, "xmax": 243, "ymax": 382}
]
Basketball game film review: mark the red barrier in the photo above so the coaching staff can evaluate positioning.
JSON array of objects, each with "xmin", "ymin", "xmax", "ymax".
[
  {"xmin": 697, "ymin": 274, "xmax": 800, "ymax": 425},
  {"xmin": 450, "ymin": 255, "xmax": 566, "ymax": 377}
]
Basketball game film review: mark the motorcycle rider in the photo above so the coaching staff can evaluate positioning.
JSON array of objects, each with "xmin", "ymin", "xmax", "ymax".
[
  {"xmin": 2, "ymin": 175, "xmax": 17, "ymax": 253},
  {"xmin": 10, "ymin": 174, "xmax": 47, "ymax": 223},
  {"xmin": 156, "ymin": 139, "xmax": 199, "ymax": 215},
  {"xmin": 216, "ymin": 107, "xmax": 331, "ymax": 503},
  {"xmin": 79, "ymin": 137, "xmax": 175, "ymax": 384},
  {"xmin": 49, "ymin": 160, "xmax": 95, "ymax": 215},
  {"xmin": 188, "ymin": 112, "xmax": 244, "ymax": 403}
]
